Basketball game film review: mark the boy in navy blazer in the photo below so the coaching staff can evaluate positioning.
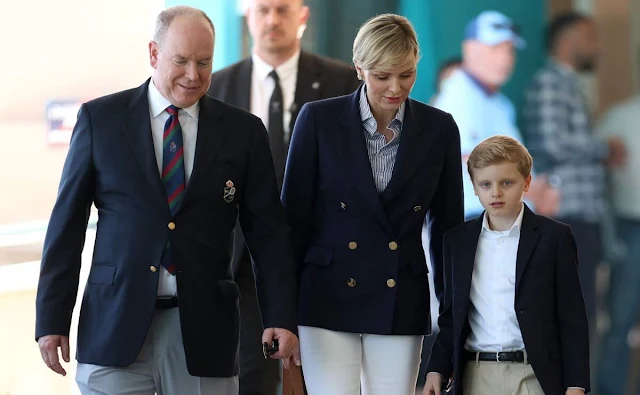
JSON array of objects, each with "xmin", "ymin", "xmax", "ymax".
[{"xmin": 423, "ymin": 136, "xmax": 590, "ymax": 395}]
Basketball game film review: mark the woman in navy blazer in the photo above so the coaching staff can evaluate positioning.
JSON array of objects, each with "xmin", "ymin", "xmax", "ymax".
[{"xmin": 281, "ymin": 14, "xmax": 464, "ymax": 395}]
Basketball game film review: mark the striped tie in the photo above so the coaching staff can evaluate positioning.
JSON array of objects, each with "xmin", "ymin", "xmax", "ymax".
[{"xmin": 161, "ymin": 105, "xmax": 185, "ymax": 275}]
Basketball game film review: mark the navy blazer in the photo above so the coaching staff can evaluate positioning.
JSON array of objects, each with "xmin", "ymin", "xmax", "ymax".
[
  {"xmin": 427, "ymin": 205, "xmax": 590, "ymax": 394},
  {"xmin": 281, "ymin": 87, "xmax": 464, "ymax": 335},
  {"xmin": 35, "ymin": 80, "xmax": 297, "ymax": 377}
]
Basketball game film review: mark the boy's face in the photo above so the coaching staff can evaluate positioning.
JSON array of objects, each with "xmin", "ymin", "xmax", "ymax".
[{"xmin": 472, "ymin": 161, "xmax": 531, "ymax": 221}]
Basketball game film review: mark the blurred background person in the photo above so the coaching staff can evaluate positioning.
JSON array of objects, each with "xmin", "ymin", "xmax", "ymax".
[
  {"xmin": 417, "ymin": 54, "xmax": 461, "ymax": 394},
  {"xmin": 433, "ymin": 10, "xmax": 553, "ymax": 222},
  {"xmin": 429, "ymin": 57, "xmax": 462, "ymax": 104},
  {"xmin": 282, "ymin": 13, "xmax": 463, "ymax": 395},
  {"xmin": 207, "ymin": 1, "xmax": 359, "ymax": 394},
  {"xmin": 522, "ymin": 11, "xmax": 626, "ymax": 342},
  {"xmin": 594, "ymin": 90, "xmax": 640, "ymax": 395}
]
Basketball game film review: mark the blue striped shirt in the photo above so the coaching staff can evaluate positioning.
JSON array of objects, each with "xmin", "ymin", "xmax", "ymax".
[{"xmin": 359, "ymin": 87, "xmax": 405, "ymax": 192}]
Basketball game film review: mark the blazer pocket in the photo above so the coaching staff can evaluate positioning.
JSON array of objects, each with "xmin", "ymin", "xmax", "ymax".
[
  {"xmin": 304, "ymin": 244, "xmax": 334, "ymax": 267},
  {"xmin": 87, "ymin": 264, "xmax": 116, "ymax": 285},
  {"xmin": 218, "ymin": 279, "xmax": 241, "ymax": 299}
]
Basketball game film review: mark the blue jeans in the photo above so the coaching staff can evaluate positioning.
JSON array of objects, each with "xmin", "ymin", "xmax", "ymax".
[{"xmin": 596, "ymin": 217, "xmax": 640, "ymax": 395}]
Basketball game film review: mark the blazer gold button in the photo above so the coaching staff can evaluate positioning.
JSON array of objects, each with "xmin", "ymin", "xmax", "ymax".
[
  {"xmin": 340, "ymin": 202, "xmax": 347, "ymax": 210},
  {"xmin": 348, "ymin": 241, "xmax": 358, "ymax": 250},
  {"xmin": 150, "ymin": 266, "xmax": 157, "ymax": 273},
  {"xmin": 388, "ymin": 241, "xmax": 398, "ymax": 250},
  {"xmin": 347, "ymin": 278, "xmax": 356, "ymax": 287},
  {"xmin": 414, "ymin": 206, "xmax": 422, "ymax": 212},
  {"xmin": 387, "ymin": 279, "xmax": 396, "ymax": 288},
  {"xmin": 168, "ymin": 222, "xmax": 176, "ymax": 230}
]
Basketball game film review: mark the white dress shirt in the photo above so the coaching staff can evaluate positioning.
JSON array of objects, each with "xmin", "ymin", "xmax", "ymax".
[
  {"xmin": 250, "ymin": 50, "xmax": 300, "ymax": 142},
  {"xmin": 147, "ymin": 79, "xmax": 199, "ymax": 297},
  {"xmin": 465, "ymin": 204, "xmax": 525, "ymax": 352}
]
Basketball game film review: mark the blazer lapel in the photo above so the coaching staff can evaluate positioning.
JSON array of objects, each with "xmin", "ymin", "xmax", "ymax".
[
  {"xmin": 515, "ymin": 204, "xmax": 540, "ymax": 294},
  {"xmin": 180, "ymin": 95, "xmax": 227, "ymax": 208},
  {"xmin": 290, "ymin": 51, "xmax": 322, "ymax": 131},
  {"xmin": 121, "ymin": 79, "xmax": 169, "ymax": 214},
  {"xmin": 333, "ymin": 88, "xmax": 393, "ymax": 236},
  {"xmin": 455, "ymin": 217, "xmax": 483, "ymax": 319},
  {"xmin": 381, "ymin": 100, "xmax": 437, "ymax": 205}
]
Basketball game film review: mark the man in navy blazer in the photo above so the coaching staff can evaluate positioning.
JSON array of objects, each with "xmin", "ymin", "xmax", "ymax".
[{"xmin": 35, "ymin": 6, "xmax": 298, "ymax": 394}]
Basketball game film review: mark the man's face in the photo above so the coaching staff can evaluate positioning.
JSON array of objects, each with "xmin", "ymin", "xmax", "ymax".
[
  {"xmin": 246, "ymin": 0, "xmax": 309, "ymax": 56},
  {"xmin": 571, "ymin": 20, "xmax": 600, "ymax": 72},
  {"xmin": 465, "ymin": 40, "xmax": 516, "ymax": 88},
  {"xmin": 149, "ymin": 15, "xmax": 214, "ymax": 108}
]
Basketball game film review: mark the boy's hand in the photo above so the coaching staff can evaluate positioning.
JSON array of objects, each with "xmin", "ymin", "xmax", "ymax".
[
  {"xmin": 566, "ymin": 389, "xmax": 585, "ymax": 395},
  {"xmin": 422, "ymin": 373, "xmax": 443, "ymax": 395}
]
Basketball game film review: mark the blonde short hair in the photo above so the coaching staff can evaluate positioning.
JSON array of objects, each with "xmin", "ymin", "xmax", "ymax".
[
  {"xmin": 467, "ymin": 135, "xmax": 533, "ymax": 180},
  {"xmin": 352, "ymin": 14, "xmax": 420, "ymax": 71}
]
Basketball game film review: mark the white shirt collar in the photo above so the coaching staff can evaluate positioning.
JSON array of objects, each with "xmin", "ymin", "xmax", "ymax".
[
  {"xmin": 359, "ymin": 85, "xmax": 405, "ymax": 129},
  {"xmin": 481, "ymin": 203, "xmax": 525, "ymax": 235},
  {"xmin": 148, "ymin": 78, "xmax": 199, "ymax": 120},
  {"xmin": 251, "ymin": 50, "xmax": 301, "ymax": 82}
]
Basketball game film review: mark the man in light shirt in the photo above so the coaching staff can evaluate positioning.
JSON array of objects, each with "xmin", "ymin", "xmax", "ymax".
[
  {"xmin": 207, "ymin": 1, "xmax": 360, "ymax": 393},
  {"xmin": 594, "ymin": 94, "xmax": 640, "ymax": 395},
  {"xmin": 433, "ymin": 10, "xmax": 553, "ymax": 221}
]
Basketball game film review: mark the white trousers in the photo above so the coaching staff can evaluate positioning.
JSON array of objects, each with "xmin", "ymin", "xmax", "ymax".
[{"xmin": 298, "ymin": 326, "xmax": 423, "ymax": 395}]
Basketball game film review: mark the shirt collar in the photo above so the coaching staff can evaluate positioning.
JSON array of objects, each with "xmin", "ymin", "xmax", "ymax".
[
  {"xmin": 547, "ymin": 57, "xmax": 578, "ymax": 79},
  {"xmin": 359, "ymin": 85, "xmax": 405, "ymax": 135},
  {"xmin": 252, "ymin": 50, "xmax": 301, "ymax": 82},
  {"xmin": 148, "ymin": 78, "xmax": 199, "ymax": 120},
  {"xmin": 462, "ymin": 69, "xmax": 498, "ymax": 96},
  {"xmin": 481, "ymin": 203, "xmax": 525, "ymax": 235}
]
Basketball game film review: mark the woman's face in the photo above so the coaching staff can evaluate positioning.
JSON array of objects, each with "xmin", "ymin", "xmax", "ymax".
[{"xmin": 356, "ymin": 56, "xmax": 417, "ymax": 118}]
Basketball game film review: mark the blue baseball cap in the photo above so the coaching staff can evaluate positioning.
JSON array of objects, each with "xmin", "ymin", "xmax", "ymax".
[{"xmin": 464, "ymin": 11, "xmax": 526, "ymax": 49}]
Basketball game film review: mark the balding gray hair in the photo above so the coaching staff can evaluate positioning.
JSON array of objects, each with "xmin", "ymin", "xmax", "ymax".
[{"xmin": 153, "ymin": 5, "xmax": 215, "ymax": 47}]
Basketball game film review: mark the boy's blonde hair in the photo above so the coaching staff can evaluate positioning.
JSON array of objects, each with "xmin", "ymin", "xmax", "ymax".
[
  {"xmin": 352, "ymin": 14, "xmax": 420, "ymax": 71},
  {"xmin": 467, "ymin": 135, "xmax": 533, "ymax": 180}
]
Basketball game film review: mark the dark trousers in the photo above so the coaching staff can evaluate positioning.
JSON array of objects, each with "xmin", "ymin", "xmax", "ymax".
[
  {"xmin": 557, "ymin": 217, "xmax": 602, "ymax": 336},
  {"xmin": 236, "ymin": 251, "xmax": 280, "ymax": 395}
]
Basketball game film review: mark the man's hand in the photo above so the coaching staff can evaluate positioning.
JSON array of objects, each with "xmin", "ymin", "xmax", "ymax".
[
  {"xmin": 566, "ymin": 388, "xmax": 585, "ymax": 395},
  {"xmin": 606, "ymin": 137, "xmax": 627, "ymax": 168},
  {"xmin": 262, "ymin": 328, "xmax": 301, "ymax": 370},
  {"xmin": 422, "ymin": 372, "xmax": 443, "ymax": 395},
  {"xmin": 528, "ymin": 175, "xmax": 561, "ymax": 217},
  {"xmin": 38, "ymin": 335, "xmax": 70, "ymax": 376}
]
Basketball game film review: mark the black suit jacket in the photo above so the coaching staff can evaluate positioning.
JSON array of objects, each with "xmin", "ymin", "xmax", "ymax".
[
  {"xmin": 207, "ymin": 51, "xmax": 361, "ymax": 132},
  {"xmin": 281, "ymin": 87, "xmax": 464, "ymax": 334},
  {"xmin": 207, "ymin": 51, "xmax": 361, "ymax": 273},
  {"xmin": 35, "ymin": 80, "xmax": 296, "ymax": 377},
  {"xmin": 427, "ymin": 205, "xmax": 590, "ymax": 394}
]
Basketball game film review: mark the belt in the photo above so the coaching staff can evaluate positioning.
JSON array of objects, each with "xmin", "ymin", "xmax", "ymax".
[
  {"xmin": 464, "ymin": 350, "xmax": 526, "ymax": 363},
  {"xmin": 155, "ymin": 296, "xmax": 179, "ymax": 309}
]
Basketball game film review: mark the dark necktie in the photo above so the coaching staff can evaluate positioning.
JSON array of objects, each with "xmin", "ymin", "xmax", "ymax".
[
  {"xmin": 268, "ymin": 70, "xmax": 286, "ymax": 189},
  {"xmin": 161, "ymin": 105, "xmax": 186, "ymax": 274}
]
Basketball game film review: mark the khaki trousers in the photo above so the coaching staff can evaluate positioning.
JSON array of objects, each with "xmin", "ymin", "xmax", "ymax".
[{"xmin": 462, "ymin": 360, "xmax": 544, "ymax": 395}]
